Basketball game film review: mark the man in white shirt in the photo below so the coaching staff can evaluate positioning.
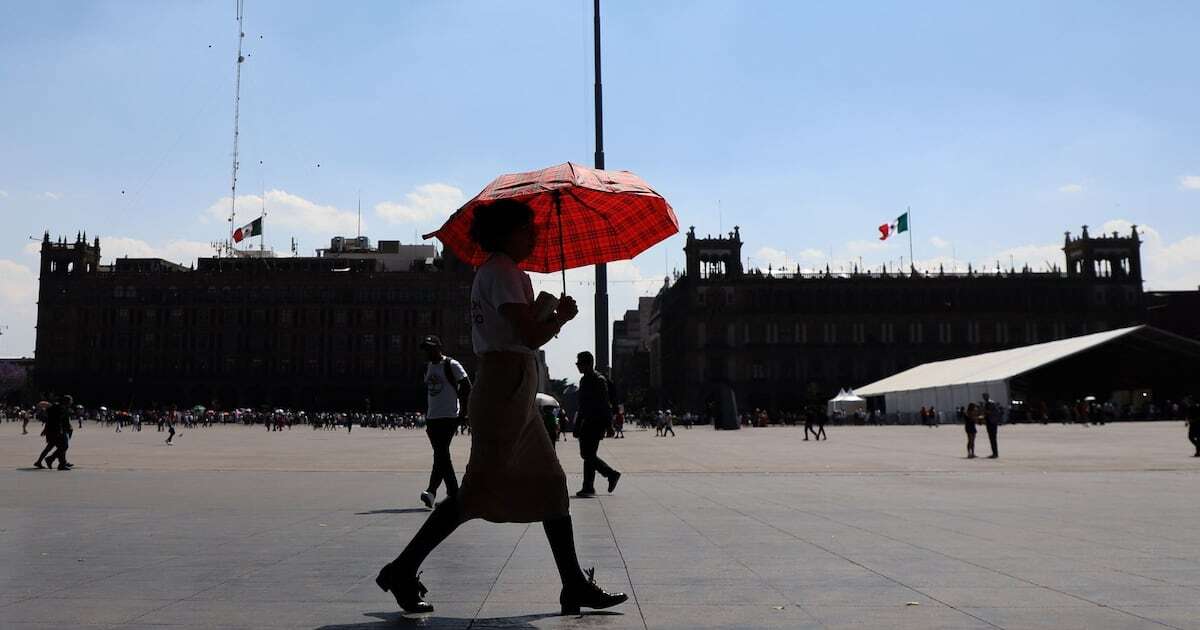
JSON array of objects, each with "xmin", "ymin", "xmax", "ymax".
[{"xmin": 420, "ymin": 335, "xmax": 470, "ymax": 509}]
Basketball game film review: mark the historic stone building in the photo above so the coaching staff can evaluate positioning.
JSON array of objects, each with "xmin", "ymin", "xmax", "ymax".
[
  {"xmin": 610, "ymin": 297, "xmax": 655, "ymax": 409},
  {"xmin": 631, "ymin": 224, "xmax": 1183, "ymax": 415},
  {"xmin": 34, "ymin": 232, "xmax": 476, "ymax": 410}
]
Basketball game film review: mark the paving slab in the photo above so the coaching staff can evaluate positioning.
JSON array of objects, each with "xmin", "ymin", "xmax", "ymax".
[{"xmin": 3, "ymin": 422, "xmax": 1200, "ymax": 629}]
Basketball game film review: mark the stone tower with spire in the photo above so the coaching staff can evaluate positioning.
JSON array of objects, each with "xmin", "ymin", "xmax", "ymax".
[{"xmin": 1063, "ymin": 224, "xmax": 1142, "ymax": 282}]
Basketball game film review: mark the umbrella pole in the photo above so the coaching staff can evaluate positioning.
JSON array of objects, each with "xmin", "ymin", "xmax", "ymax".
[{"xmin": 556, "ymin": 190, "xmax": 566, "ymax": 294}]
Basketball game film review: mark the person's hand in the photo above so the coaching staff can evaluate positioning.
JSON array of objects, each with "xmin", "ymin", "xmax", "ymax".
[{"xmin": 557, "ymin": 294, "xmax": 579, "ymax": 322}]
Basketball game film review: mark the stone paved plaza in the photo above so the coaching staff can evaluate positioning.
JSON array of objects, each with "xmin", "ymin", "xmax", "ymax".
[{"xmin": 3, "ymin": 421, "xmax": 1200, "ymax": 629}]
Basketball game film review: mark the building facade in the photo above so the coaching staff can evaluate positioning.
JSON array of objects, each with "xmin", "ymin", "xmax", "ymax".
[
  {"xmin": 611, "ymin": 297, "xmax": 655, "ymax": 410},
  {"xmin": 633, "ymin": 224, "xmax": 1179, "ymax": 415},
  {"xmin": 34, "ymin": 232, "xmax": 476, "ymax": 411}
]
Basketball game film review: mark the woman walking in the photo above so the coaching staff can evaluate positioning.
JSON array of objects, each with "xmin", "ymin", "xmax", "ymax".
[
  {"xmin": 963, "ymin": 403, "xmax": 979, "ymax": 458},
  {"xmin": 376, "ymin": 199, "xmax": 627, "ymax": 615}
]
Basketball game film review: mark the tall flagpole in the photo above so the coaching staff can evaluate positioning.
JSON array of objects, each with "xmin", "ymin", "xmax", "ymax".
[
  {"xmin": 593, "ymin": 0, "xmax": 609, "ymax": 372},
  {"xmin": 907, "ymin": 205, "xmax": 914, "ymax": 273}
]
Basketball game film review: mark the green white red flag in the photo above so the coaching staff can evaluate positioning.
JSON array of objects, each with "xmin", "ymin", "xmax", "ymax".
[
  {"xmin": 878, "ymin": 212, "xmax": 909, "ymax": 240},
  {"xmin": 233, "ymin": 217, "xmax": 262, "ymax": 243}
]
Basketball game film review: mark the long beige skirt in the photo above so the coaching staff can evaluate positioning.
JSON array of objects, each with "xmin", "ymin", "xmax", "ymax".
[{"xmin": 458, "ymin": 351, "xmax": 569, "ymax": 523}]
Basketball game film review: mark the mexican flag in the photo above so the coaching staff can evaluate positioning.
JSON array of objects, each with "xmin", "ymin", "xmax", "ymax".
[
  {"xmin": 232, "ymin": 217, "xmax": 263, "ymax": 243},
  {"xmin": 878, "ymin": 212, "xmax": 909, "ymax": 241}
]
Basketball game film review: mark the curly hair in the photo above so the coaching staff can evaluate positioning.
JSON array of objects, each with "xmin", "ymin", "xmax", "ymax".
[{"xmin": 469, "ymin": 199, "xmax": 534, "ymax": 253}]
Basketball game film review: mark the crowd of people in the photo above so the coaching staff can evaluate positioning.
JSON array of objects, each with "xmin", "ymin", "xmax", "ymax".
[{"xmin": 1, "ymin": 403, "xmax": 436, "ymax": 433}]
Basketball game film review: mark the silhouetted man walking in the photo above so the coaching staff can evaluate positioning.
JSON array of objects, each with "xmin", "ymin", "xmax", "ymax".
[
  {"xmin": 37, "ymin": 395, "xmax": 73, "ymax": 470},
  {"xmin": 574, "ymin": 351, "xmax": 619, "ymax": 497},
  {"xmin": 982, "ymin": 393, "xmax": 1000, "ymax": 459}
]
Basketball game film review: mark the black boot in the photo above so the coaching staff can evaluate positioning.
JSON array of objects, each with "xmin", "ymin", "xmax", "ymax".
[
  {"xmin": 375, "ymin": 564, "xmax": 433, "ymax": 613},
  {"xmin": 544, "ymin": 516, "xmax": 627, "ymax": 615},
  {"xmin": 377, "ymin": 498, "xmax": 463, "ymax": 613},
  {"xmin": 559, "ymin": 567, "xmax": 629, "ymax": 615}
]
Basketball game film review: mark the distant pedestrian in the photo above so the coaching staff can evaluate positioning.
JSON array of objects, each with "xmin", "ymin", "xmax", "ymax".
[
  {"xmin": 962, "ymin": 404, "xmax": 978, "ymax": 458},
  {"xmin": 419, "ymin": 334, "xmax": 470, "ymax": 510},
  {"xmin": 804, "ymin": 411, "xmax": 815, "ymax": 441},
  {"xmin": 982, "ymin": 393, "xmax": 1000, "ymax": 458},
  {"xmin": 165, "ymin": 422, "xmax": 176, "ymax": 445},
  {"xmin": 575, "ymin": 351, "xmax": 621, "ymax": 496},
  {"xmin": 33, "ymin": 402, "xmax": 57, "ymax": 469},
  {"xmin": 1187, "ymin": 398, "xmax": 1200, "ymax": 457},
  {"xmin": 39, "ymin": 395, "xmax": 74, "ymax": 470},
  {"xmin": 814, "ymin": 409, "xmax": 827, "ymax": 440},
  {"xmin": 661, "ymin": 410, "xmax": 675, "ymax": 437}
]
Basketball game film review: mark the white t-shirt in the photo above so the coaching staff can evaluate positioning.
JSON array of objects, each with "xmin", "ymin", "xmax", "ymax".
[
  {"xmin": 470, "ymin": 253, "xmax": 534, "ymax": 355},
  {"xmin": 425, "ymin": 357, "xmax": 468, "ymax": 419}
]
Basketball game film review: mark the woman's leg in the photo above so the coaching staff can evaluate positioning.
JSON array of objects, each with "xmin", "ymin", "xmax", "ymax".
[
  {"xmin": 543, "ymin": 515, "xmax": 586, "ymax": 588},
  {"xmin": 425, "ymin": 421, "xmax": 458, "ymax": 496},
  {"xmin": 389, "ymin": 497, "xmax": 465, "ymax": 577},
  {"xmin": 545, "ymin": 514, "xmax": 628, "ymax": 614}
]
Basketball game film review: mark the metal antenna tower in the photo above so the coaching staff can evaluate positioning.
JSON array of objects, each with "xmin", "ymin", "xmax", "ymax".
[{"xmin": 228, "ymin": 0, "xmax": 246, "ymax": 254}]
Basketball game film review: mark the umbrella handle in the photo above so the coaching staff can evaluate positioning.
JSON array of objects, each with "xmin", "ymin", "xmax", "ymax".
[{"xmin": 555, "ymin": 190, "xmax": 566, "ymax": 295}]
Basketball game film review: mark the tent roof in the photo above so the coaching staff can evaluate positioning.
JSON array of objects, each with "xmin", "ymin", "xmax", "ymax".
[
  {"xmin": 829, "ymin": 389, "xmax": 866, "ymax": 402},
  {"xmin": 856, "ymin": 325, "xmax": 1150, "ymax": 397}
]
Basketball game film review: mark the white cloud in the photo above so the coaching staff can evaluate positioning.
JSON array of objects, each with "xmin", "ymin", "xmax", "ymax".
[
  {"xmin": 990, "ymin": 243, "xmax": 1066, "ymax": 273},
  {"xmin": 930, "ymin": 236, "xmax": 950, "ymax": 249},
  {"xmin": 0, "ymin": 259, "xmax": 36, "ymax": 304},
  {"xmin": 1058, "ymin": 183, "xmax": 1085, "ymax": 193},
  {"xmin": 375, "ymin": 183, "xmax": 465, "ymax": 226},
  {"xmin": 1179, "ymin": 175, "xmax": 1200, "ymax": 190},
  {"xmin": 754, "ymin": 246, "xmax": 789, "ymax": 270},
  {"xmin": 0, "ymin": 189, "xmax": 9, "ymax": 198},
  {"xmin": 204, "ymin": 189, "xmax": 362, "ymax": 235},
  {"xmin": 0, "ymin": 259, "xmax": 37, "ymax": 357},
  {"xmin": 750, "ymin": 246, "xmax": 825, "ymax": 272},
  {"xmin": 39, "ymin": 192, "xmax": 61, "ymax": 200},
  {"xmin": 845, "ymin": 239, "xmax": 889, "ymax": 254},
  {"xmin": 99, "ymin": 236, "xmax": 215, "ymax": 266},
  {"xmin": 22, "ymin": 241, "xmax": 40, "ymax": 256}
]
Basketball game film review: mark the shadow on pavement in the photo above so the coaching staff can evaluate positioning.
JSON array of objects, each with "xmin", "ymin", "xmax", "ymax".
[
  {"xmin": 356, "ymin": 508, "xmax": 430, "ymax": 515},
  {"xmin": 316, "ymin": 610, "xmax": 620, "ymax": 629}
]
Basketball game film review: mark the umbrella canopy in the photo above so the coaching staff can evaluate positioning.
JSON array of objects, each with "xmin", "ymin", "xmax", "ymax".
[{"xmin": 424, "ymin": 162, "xmax": 678, "ymax": 276}]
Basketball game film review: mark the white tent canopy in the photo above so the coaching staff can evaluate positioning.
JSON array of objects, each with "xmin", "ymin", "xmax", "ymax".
[
  {"xmin": 855, "ymin": 326, "xmax": 1144, "ymax": 415},
  {"xmin": 827, "ymin": 388, "xmax": 866, "ymax": 416}
]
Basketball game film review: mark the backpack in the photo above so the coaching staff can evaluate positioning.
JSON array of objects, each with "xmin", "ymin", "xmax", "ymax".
[{"xmin": 441, "ymin": 358, "xmax": 471, "ymax": 411}]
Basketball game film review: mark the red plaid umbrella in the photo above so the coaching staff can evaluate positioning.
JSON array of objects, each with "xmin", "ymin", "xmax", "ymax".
[{"xmin": 423, "ymin": 162, "xmax": 678, "ymax": 290}]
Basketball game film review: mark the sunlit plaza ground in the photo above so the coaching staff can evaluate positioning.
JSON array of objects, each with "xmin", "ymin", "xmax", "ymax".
[{"xmin": 4, "ymin": 421, "xmax": 1200, "ymax": 629}]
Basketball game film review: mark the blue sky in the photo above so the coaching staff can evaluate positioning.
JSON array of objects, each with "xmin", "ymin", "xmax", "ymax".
[{"xmin": 2, "ymin": 1, "xmax": 1198, "ymax": 382}]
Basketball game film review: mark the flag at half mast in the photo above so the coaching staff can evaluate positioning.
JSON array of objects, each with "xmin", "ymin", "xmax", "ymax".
[
  {"xmin": 233, "ymin": 217, "xmax": 263, "ymax": 243},
  {"xmin": 878, "ymin": 212, "xmax": 909, "ymax": 240}
]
